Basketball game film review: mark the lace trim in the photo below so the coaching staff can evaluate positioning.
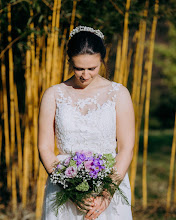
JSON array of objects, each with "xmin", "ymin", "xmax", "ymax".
[{"xmin": 55, "ymin": 81, "xmax": 122, "ymax": 112}]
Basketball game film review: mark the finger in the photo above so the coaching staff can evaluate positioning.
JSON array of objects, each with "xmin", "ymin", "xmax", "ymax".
[
  {"xmin": 85, "ymin": 207, "xmax": 103, "ymax": 220},
  {"xmin": 90, "ymin": 200, "xmax": 108, "ymax": 219},
  {"xmin": 76, "ymin": 205, "xmax": 85, "ymax": 212},
  {"xmin": 85, "ymin": 201, "xmax": 100, "ymax": 218},
  {"xmin": 85, "ymin": 198, "xmax": 108, "ymax": 219},
  {"xmin": 77, "ymin": 201, "xmax": 93, "ymax": 211},
  {"xmin": 92, "ymin": 208, "xmax": 104, "ymax": 219},
  {"xmin": 83, "ymin": 198, "xmax": 95, "ymax": 207},
  {"xmin": 72, "ymin": 201, "xmax": 87, "ymax": 213}
]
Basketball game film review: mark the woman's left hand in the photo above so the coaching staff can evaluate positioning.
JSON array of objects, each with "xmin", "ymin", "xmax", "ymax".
[{"xmin": 85, "ymin": 195, "xmax": 111, "ymax": 220}]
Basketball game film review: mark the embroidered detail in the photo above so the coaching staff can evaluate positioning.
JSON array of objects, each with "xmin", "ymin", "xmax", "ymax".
[{"xmin": 54, "ymin": 81, "xmax": 122, "ymax": 155}]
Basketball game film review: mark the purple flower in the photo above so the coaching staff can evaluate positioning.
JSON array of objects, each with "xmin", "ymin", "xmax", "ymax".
[
  {"xmin": 65, "ymin": 166, "xmax": 77, "ymax": 178},
  {"xmin": 64, "ymin": 157, "xmax": 71, "ymax": 166},
  {"xmin": 57, "ymin": 164, "xmax": 65, "ymax": 170},
  {"xmin": 92, "ymin": 158, "xmax": 104, "ymax": 166},
  {"xmin": 86, "ymin": 156, "xmax": 94, "ymax": 161},
  {"xmin": 78, "ymin": 150, "xmax": 93, "ymax": 157},
  {"xmin": 91, "ymin": 165, "xmax": 101, "ymax": 172},
  {"xmin": 89, "ymin": 170, "xmax": 98, "ymax": 179},
  {"xmin": 73, "ymin": 152, "xmax": 86, "ymax": 166},
  {"xmin": 79, "ymin": 154, "xmax": 86, "ymax": 161}
]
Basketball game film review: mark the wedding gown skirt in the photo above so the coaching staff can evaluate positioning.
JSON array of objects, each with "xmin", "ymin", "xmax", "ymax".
[
  {"xmin": 41, "ymin": 80, "xmax": 133, "ymax": 219},
  {"xmin": 42, "ymin": 155, "xmax": 132, "ymax": 220}
]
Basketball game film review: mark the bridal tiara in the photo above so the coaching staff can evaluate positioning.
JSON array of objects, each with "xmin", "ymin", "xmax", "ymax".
[{"xmin": 69, "ymin": 26, "xmax": 104, "ymax": 40}]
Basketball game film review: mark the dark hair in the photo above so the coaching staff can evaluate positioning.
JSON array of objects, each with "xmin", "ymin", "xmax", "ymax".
[{"xmin": 67, "ymin": 31, "xmax": 106, "ymax": 62}]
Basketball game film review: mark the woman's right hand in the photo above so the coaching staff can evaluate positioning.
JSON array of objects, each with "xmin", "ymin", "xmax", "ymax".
[{"xmin": 72, "ymin": 196, "xmax": 95, "ymax": 214}]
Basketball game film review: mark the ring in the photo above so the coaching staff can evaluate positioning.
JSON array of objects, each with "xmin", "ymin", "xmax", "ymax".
[{"xmin": 95, "ymin": 209, "xmax": 99, "ymax": 213}]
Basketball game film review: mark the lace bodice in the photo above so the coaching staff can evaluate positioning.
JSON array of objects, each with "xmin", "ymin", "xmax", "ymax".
[{"xmin": 53, "ymin": 79, "xmax": 123, "ymax": 157}]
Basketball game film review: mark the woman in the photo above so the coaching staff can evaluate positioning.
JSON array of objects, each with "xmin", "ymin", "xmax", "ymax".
[{"xmin": 38, "ymin": 26, "xmax": 135, "ymax": 220}]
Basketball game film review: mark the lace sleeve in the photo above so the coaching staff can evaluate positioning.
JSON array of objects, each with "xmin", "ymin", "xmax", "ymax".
[{"xmin": 38, "ymin": 86, "xmax": 59, "ymax": 173}]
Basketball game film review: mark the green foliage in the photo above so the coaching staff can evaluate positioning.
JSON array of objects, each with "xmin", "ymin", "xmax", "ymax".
[
  {"xmin": 75, "ymin": 180, "xmax": 89, "ymax": 192},
  {"xmin": 103, "ymin": 153, "xmax": 115, "ymax": 168},
  {"xmin": 154, "ymin": 24, "xmax": 176, "ymax": 96},
  {"xmin": 69, "ymin": 159, "xmax": 77, "ymax": 167},
  {"xmin": 152, "ymin": 23, "xmax": 176, "ymax": 128}
]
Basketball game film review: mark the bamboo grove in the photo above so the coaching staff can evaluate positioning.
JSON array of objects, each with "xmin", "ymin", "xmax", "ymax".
[{"xmin": 0, "ymin": 0, "xmax": 176, "ymax": 219}]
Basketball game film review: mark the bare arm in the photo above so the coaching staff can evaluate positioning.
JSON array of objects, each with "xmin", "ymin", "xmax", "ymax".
[
  {"xmin": 38, "ymin": 86, "xmax": 60, "ymax": 174},
  {"xmin": 114, "ymin": 85, "xmax": 135, "ymax": 180}
]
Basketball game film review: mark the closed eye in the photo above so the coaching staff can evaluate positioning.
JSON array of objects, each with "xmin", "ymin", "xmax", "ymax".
[
  {"xmin": 73, "ymin": 67, "xmax": 84, "ymax": 71},
  {"xmin": 88, "ymin": 67, "xmax": 96, "ymax": 71},
  {"xmin": 73, "ymin": 66, "xmax": 97, "ymax": 71}
]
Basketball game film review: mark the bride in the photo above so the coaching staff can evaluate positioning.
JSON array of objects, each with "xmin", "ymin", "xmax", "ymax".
[{"xmin": 38, "ymin": 26, "xmax": 135, "ymax": 220}]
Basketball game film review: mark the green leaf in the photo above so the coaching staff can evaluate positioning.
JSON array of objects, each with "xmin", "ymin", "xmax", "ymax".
[
  {"xmin": 76, "ymin": 180, "xmax": 89, "ymax": 192},
  {"xmin": 69, "ymin": 159, "xmax": 77, "ymax": 167}
]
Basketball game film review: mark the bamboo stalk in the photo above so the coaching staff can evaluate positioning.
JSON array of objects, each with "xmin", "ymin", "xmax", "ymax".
[
  {"xmin": 130, "ymin": 1, "xmax": 149, "ymax": 205},
  {"xmin": 33, "ymin": 35, "xmax": 40, "ymax": 180},
  {"xmin": 174, "ymin": 152, "xmax": 176, "ymax": 205},
  {"xmin": 41, "ymin": 32, "xmax": 47, "ymax": 91},
  {"xmin": 35, "ymin": 162, "xmax": 47, "ymax": 219},
  {"xmin": 29, "ymin": 6, "xmax": 35, "ymax": 188},
  {"xmin": 119, "ymin": 0, "xmax": 131, "ymax": 84},
  {"xmin": 130, "ymin": 30, "xmax": 140, "ymax": 205},
  {"xmin": 57, "ymin": 28, "xmax": 67, "ymax": 84},
  {"xmin": 14, "ymin": 84, "xmax": 23, "ymax": 196},
  {"xmin": 46, "ymin": 0, "xmax": 58, "ymax": 87},
  {"xmin": 123, "ymin": 48, "xmax": 132, "ymax": 87},
  {"xmin": 22, "ymin": 123, "xmax": 30, "ymax": 207},
  {"xmin": 64, "ymin": 0, "xmax": 78, "ymax": 81},
  {"xmin": 114, "ymin": 38, "xmax": 121, "ymax": 83},
  {"xmin": 1, "ymin": 55, "xmax": 11, "ymax": 189},
  {"xmin": 166, "ymin": 113, "xmax": 176, "ymax": 212},
  {"xmin": 12, "ymin": 163, "xmax": 17, "ymax": 210},
  {"xmin": 143, "ymin": 0, "xmax": 159, "ymax": 209},
  {"xmin": 8, "ymin": 3, "xmax": 15, "ymax": 163},
  {"xmin": 51, "ymin": 0, "xmax": 62, "ymax": 85},
  {"xmin": 69, "ymin": 0, "xmax": 77, "ymax": 35},
  {"xmin": 0, "ymin": 91, "xmax": 2, "ymax": 162}
]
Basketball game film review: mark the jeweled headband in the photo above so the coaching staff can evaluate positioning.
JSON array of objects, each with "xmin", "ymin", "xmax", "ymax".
[{"xmin": 69, "ymin": 26, "xmax": 104, "ymax": 40}]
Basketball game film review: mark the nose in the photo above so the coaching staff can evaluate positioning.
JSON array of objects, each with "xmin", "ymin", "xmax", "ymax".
[{"xmin": 82, "ymin": 69, "xmax": 89, "ymax": 78}]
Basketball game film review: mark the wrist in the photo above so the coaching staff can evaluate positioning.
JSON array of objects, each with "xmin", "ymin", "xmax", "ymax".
[{"xmin": 111, "ymin": 167, "xmax": 123, "ymax": 186}]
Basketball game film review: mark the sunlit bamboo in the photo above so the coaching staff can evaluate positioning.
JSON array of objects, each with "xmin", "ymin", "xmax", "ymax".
[
  {"xmin": 64, "ymin": 0, "xmax": 78, "ymax": 81},
  {"xmin": 114, "ymin": 38, "xmax": 121, "ymax": 83},
  {"xmin": 22, "ymin": 123, "xmax": 30, "ymax": 207},
  {"xmin": 14, "ymin": 84, "xmax": 23, "ymax": 195},
  {"xmin": 166, "ymin": 113, "xmax": 176, "ymax": 212},
  {"xmin": 1, "ymin": 56, "xmax": 11, "ymax": 188},
  {"xmin": 143, "ymin": 0, "xmax": 159, "ymax": 209},
  {"xmin": 119, "ymin": 0, "xmax": 131, "ymax": 84}
]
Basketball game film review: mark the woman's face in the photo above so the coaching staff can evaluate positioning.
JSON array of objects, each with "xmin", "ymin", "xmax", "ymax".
[{"xmin": 71, "ymin": 53, "xmax": 101, "ymax": 87}]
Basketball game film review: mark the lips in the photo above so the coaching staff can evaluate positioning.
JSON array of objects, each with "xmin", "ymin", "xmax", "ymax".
[{"xmin": 80, "ymin": 77, "xmax": 89, "ymax": 81}]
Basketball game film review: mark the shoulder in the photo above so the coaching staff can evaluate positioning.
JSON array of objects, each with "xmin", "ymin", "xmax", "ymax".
[
  {"xmin": 110, "ymin": 81, "xmax": 130, "ymax": 94},
  {"xmin": 109, "ymin": 81, "xmax": 133, "ymax": 105},
  {"xmin": 41, "ymin": 84, "xmax": 62, "ymax": 100},
  {"xmin": 39, "ymin": 84, "xmax": 62, "ymax": 107}
]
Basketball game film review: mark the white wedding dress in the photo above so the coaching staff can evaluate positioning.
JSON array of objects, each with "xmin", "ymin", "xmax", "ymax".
[{"xmin": 42, "ymin": 78, "xmax": 133, "ymax": 219}]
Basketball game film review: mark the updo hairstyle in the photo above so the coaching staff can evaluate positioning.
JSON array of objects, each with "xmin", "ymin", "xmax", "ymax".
[{"xmin": 67, "ymin": 31, "xmax": 106, "ymax": 64}]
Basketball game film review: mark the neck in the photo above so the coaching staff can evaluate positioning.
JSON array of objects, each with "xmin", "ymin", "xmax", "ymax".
[{"xmin": 72, "ymin": 74, "xmax": 101, "ymax": 89}]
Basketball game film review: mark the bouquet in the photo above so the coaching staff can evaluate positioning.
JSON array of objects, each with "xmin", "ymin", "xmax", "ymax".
[{"xmin": 50, "ymin": 151, "xmax": 129, "ymax": 215}]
